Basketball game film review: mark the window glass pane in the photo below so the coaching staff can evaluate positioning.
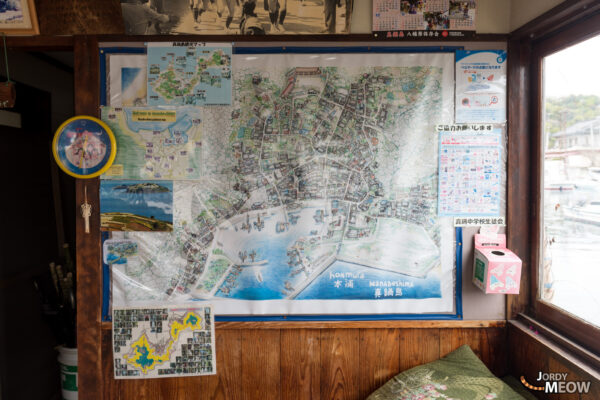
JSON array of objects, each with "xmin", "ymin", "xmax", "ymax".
[{"xmin": 542, "ymin": 34, "xmax": 600, "ymax": 327}]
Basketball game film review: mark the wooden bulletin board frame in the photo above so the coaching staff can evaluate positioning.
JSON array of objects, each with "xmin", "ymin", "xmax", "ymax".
[{"xmin": 70, "ymin": 34, "xmax": 511, "ymax": 399}]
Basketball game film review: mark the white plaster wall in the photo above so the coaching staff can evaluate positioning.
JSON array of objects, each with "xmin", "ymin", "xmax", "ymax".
[{"xmin": 510, "ymin": 0, "xmax": 565, "ymax": 31}]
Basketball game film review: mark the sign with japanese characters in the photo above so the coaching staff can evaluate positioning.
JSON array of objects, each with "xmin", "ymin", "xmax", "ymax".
[
  {"xmin": 373, "ymin": 0, "xmax": 476, "ymax": 39},
  {"xmin": 438, "ymin": 125, "xmax": 502, "ymax": 217}
]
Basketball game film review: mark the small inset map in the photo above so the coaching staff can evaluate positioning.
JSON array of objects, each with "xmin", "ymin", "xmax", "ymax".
[
  {"xmin": 101, "ymin": 106, "xmax": 204, "ymax": 180},
  {"xmin": 147, "ymin": 42, "xmax": 232, "ymax": 106},
  {"xmin": 113, "ymin": 305, "xmax": 216, "ymax": 379}
]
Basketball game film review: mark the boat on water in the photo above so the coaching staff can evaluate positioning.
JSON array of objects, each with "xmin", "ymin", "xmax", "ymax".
[
  {"xmin": 255, "ymin": 270, "xmax": 263, "ymax": 283},
  {"xmin": 544, "ymin": 182, "xmax": 576, "ymax": 191},
  {"xmin": 563, "ymin": 201, "xmax": 600, "ymax": 226},
  {"xmin": 240, "ymin": 259, "xmax": 268, "ymax": 266}
]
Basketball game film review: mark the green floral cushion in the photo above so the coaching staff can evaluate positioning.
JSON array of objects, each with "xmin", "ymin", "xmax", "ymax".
[{"xmin": 367, "ymin": 345, "xmax": 526, "ymax": 400}]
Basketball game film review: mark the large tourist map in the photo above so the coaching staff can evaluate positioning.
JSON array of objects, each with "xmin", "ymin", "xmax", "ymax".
[
  {"xmin": 108, "ymin": 53, "xmax": 456, "ymax": 315},
  {"xmin": 113, "ymin": 305, "xmax": 215, "ymax": 379}
]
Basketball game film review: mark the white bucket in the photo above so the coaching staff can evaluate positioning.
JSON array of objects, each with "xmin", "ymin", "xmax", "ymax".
[{"xmin": 57, "ymin": 346, "xmax": 78, "ymax": 400}]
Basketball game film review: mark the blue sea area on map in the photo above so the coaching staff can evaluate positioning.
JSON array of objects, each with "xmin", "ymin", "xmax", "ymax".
[
  {"xmin": 106, "ymin": 252, "xmax": 128, "ymax": 264},
  {"xmin": 134, "ymin": 345, "xmax": 154, "ymax": 369},
  {"xmin": 168, "ymin": 117, "xmax": 191, "ymax": 145},
  {"xmin": 100, "ymin": 180, "xmax": 173, "ymax": 223},
  {"xmin": 122, "ymin": 67, "xmax": 143, "ymax": 91},
  {"xmin": 215, "ymin": 228, "xmax": 306, "ymax": 300},
  {"xmin": 213, "ymin": 208, "xmax": 441, "ymax": 301},
  {"xmin": 296, "ymin": 261, "xmax": 441, "ymax": 300}
]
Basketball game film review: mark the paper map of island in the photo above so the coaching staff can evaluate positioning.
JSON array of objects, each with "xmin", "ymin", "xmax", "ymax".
[
  {"xmin": 113, "ymin": 305, "xmax": 215, "ymax": 379},
  {"xmin": 147, "ymin": 42, "xmax": 232, "ymax": 106}
]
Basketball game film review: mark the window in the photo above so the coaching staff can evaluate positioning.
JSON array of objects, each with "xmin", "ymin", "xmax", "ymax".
[
  {"xmin": 541, "ymin": 34, "xmax": 600, "ymax": 329},
  {"xmin": 532, "ymin": 14, "xmax": 600, "ymax": 356}
]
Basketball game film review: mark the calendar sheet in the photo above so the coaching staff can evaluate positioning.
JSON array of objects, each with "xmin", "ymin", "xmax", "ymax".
[{"xmin": 373, "ymin": 0, "xmax": 476, "ymax": 39}]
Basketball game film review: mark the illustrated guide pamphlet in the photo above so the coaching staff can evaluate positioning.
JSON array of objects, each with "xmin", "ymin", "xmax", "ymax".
[
  {"xmin": 113, "ymin": 304, "xmax": 216, "ymax": 379},
  {"xmin": 455, "ymin": 50, "xmax": 507, "ymax": 123},
  {"xmin": 438, "ymin": 125, "xmax": 502, "ymax": 217}
]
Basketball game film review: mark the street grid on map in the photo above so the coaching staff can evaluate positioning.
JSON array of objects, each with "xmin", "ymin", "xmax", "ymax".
[{"xmin": 107, "ymin": 54, "xmax": 455, "ymax": 314}]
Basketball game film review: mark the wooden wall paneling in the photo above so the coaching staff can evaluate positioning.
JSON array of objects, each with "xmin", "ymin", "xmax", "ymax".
[
  {"xmin": 546, "ymin": 356, "xmax": 580, "ymax": 400},
  {"xmin": 97, "ymin": 323, "xmax": 507, "ymax": 399},
  {"xmin": 439, "ymin": 328, "xmax": 455, "ymax": 357},
  {"xmin": 101, "ymin": 327, "xmax": 119, "ymax": 400},
  {"xmin": 281, "ymin": 328, "xmax": 321, "ymax": 400},
  {"xmin": 455, "ymin": 329, "xmax": 482, "ymax": 358},
  {"xmin": 197, "ymin": 329, "xmax": 243, "ymax": 400},
  {"xmin": 479, "ymin": 328, "xmax": 508, "ymax": 377},
  {"xmin": 398, "ymin": 328, "xmax": 440, "ymax": 372},
  {"xmin": 358, "ymin": 329, "xmax": 400, "ymax": 399},
  {"xmin": 508, "ymin": 321, "xmax": 600, "ymax": 400},
  {"xmin": 580, "ymin": 377, "xmax": 600, "ymax": 400},
  {"xmin": 150, "ymin": 330, "xmax": 242, "ymax": 400},
  {"xmin": 217, "ymin": 320, "xmax": 505, "ymax": 330},
  {"xmin": 74, "ymin": 35, "xmax": 102, "ymax": 400},
  {"xmin": 439, "ymin": 328, "xmax": 508, "ymax": 377},
  {"xmin": 508, "ymin": 325, "xmax": 549, "ymax": 400},
  {"xmin": 320, "ymin": 329, "xmax": 360, "ymax": 400},
  {"xmin": 241, "ymin": 329, "xmax": 281, "ymax": 400}
]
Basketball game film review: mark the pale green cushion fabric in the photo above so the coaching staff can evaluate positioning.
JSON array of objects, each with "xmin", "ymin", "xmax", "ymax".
[{"xmin": 367, "ymin": 345, "xmax": 526, "ymax": 400}]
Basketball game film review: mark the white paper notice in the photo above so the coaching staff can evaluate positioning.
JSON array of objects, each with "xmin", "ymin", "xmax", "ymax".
[
  {"xmin": 438, "ymin": 125, "xmax": 502, "ymax": 217},
  {"xmin": 455, "ymin": 50, "xmax": 507, "ymax": 123}
]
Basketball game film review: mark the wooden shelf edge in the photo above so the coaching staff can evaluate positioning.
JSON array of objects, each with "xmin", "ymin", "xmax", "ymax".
[
  {"xmin": 508, "ymin": 319, "xmax": 600, "ymax": 381},
  {"xmin": 5, "ymin": 35, "xmax": 74, "ymax": 50},
  {"xmin": 95, "ymin": 33, "xmax": 507, "ymax": 43},
  {"xmin": 101, "ymin": 319, "xmax": 505, "ymax": 330}
]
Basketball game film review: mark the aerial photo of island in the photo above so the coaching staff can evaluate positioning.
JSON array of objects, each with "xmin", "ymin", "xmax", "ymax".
[{"xmin": 100, "ymin": 180, "xmax": 173, "ymax": 231}]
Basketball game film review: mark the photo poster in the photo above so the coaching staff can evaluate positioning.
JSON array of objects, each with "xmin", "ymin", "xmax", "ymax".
[
  {"xmin": 101, "ymin": 49, "xmax": 462, "ymax": 319},
  {"xmin": 112, "ymin": 304, "xmax": 216, "ymax": 379},
  {"xmin": 120, "ymin": 0, "xmax": 353, "ymax": 35},
  {"xmin": 455, "ymin": 50, "xmax": 507, "ymax": 123},
  {"xmin": 100, "ymin": 180, "xmax": 174, "ymax": 232},
  {"xmin": 437, "ymin": 125, "xmax": 502, "ymax": 217},
  {"xmin": 373, "ymin": 0, "xmax": 476, "ymax": 39}
]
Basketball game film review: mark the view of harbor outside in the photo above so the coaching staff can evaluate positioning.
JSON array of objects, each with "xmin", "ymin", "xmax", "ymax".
[{"xmin": 542, "ymin": 34, "xmax": 600, "ymax": 327}]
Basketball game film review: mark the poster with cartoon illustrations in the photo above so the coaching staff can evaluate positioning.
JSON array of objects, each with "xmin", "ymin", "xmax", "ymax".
[{"xmin": 455, "ymin": 50, "xmax": 507, "ymax": 123}]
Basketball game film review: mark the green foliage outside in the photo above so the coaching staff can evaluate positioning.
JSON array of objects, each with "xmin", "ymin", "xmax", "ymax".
[{"xmin": 545, "ymin": 95, "xmax": 600, "ymax": 134}]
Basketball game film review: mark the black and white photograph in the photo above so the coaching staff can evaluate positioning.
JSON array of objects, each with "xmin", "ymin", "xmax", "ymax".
[{"xmin": 121, "ymin": 0, "xmax": 353, "ymax": 35}]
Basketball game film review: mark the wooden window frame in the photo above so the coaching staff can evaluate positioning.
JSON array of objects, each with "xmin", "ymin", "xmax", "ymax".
[{"xmin": 528, "ymin": 10, "xmax": 600, "ymax": 357}]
